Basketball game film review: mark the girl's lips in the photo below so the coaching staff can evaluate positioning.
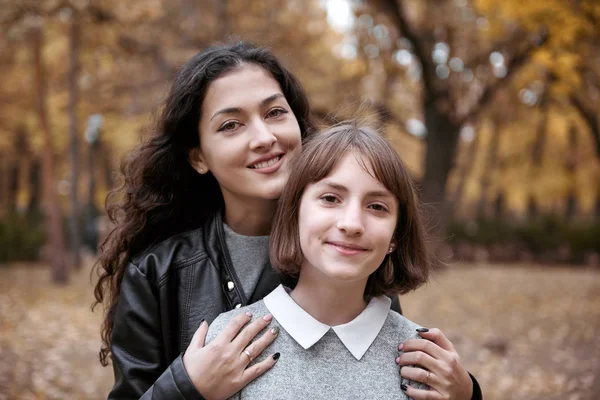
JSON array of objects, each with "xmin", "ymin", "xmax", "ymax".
[{"xmin": 327, "ymin": 242, "xmax": 368, "ymax": 256}]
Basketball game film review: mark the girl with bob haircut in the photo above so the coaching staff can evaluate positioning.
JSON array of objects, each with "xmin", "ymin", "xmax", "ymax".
[
  {"xmin": 95, "ymin": 41, "xmax": 480, "ymax": 400},
  {"xmin": 206, "ymin": 121, "xmax": 475, "ymax": 399}
]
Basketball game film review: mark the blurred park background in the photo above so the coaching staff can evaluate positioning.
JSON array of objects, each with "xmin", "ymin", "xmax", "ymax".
[{"xmin": 0, "ymin": 0, "xmax": 599, "ymax": 399}]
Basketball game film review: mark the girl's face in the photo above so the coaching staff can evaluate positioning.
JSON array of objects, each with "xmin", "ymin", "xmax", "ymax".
[
  {"xmin": 298, "ymin": 152, "xmax": 398, "ymax": 287},
  {"xmin": 191, "ymin": 64, "xmax": 302, "ymax": 204}
]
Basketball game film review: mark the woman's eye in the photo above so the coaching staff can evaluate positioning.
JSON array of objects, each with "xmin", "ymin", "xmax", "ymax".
[
  {"xmin": 267, "ymin": 108, "xmax": 287, "ymax": 119},
  {"xmin": 218, "ymin": 121, "xmax": 240, "ymax": 132}
]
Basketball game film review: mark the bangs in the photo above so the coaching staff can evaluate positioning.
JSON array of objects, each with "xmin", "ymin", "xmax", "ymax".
[{"xmin": 298, "ymin": 123, "xmax": 411, "ymax": 206}]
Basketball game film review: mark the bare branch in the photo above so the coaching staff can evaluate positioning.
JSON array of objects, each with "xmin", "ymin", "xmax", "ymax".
[
  {"xmin": 373, "ymin": 0, "xmax": 436, "ymax": 99},
  {"xmin": 456, "ymin": 30, "xmax": 548, "ymax": 126}
]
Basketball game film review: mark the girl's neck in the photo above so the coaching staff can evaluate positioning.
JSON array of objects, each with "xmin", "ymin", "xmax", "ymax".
[
  {"xmin": 223, "ymin": 197, "xmax": 276, "ymax": 236},
  {"xmin": 290, "ymin": 268, "xmax": 368, "ymax": 326}
]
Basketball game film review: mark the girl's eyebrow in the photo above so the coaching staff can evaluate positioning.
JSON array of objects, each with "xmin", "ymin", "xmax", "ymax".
[
  {"xmin": 317, "ymin": 180, "xmax": 393, "ymax": 199},
  {"xmin": 210, "ymin": 93, "xmax": 284, "ymax": 121}
]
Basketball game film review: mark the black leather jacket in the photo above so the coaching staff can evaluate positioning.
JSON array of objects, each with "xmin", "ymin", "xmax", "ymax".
[{"xmin": 108, "ymin": 211, "xmax": 481, "ymax": 400}]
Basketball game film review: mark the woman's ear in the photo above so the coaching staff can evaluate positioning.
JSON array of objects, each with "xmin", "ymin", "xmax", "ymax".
[
  {"xmin": 189, "ymin": 147, "xmax": 209, "ymax": 174},
  {"xmin": 387, "ymin": 242, "xmax": 396, "ymax": 254}
]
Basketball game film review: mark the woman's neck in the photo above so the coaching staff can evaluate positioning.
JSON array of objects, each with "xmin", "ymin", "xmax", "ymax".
[
  {"xmin": 290, "ymin": 267, "xmax": 368, "ymax": 326},
  {"xmin": 222, "ymin": 196, "xmax": 277, "ymax": 236}
]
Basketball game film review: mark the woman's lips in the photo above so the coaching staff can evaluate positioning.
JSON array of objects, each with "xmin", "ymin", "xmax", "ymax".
[{"xmin": 248, "ymin": 154, "xmax": 284, "ymax": 174}]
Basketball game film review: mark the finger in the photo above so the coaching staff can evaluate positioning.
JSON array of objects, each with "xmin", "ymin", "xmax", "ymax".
[
  {"xmin": 242, "ymin": 352, "xmax": 281, "ymax": 386},
  {"xmin": 240, "ymin": 325, "xmax": 280, "ymax": 364},
  {"xmin": 399, "ymin": 350, "xmax": 439, "ymax": 371},
  {"xmin": 416, "ymin": 328, "xmax": 456, "ymax": 353},
  {"xmin": 191, "ymin": 319, "xmax": 208, "ymax": 348},
  {"xmin": 400, "ymin": 366, "xmax": 438, "ymax": 390},
  {"xmin": 400, "ymin": 338, "xmax": 446, "ymax": 361},
  {"xmin": 218, "ymin": 312, "xmax": 253, "ymax": 343},
  {"xmin": 401, "ymin": 383, "xmax": 441, "ymax": 400},
  {"xmin": 232, "ymin": 314, "xmax": 273, "ymax": 350}
]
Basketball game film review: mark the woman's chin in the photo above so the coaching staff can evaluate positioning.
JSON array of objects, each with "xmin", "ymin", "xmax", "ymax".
[{"xmin": 256, "ymin": 180, "xmax": 286, "ymax": 200}]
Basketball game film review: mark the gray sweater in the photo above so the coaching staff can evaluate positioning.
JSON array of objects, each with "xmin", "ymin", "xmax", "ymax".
[{"xmin": 206, "ymin": 286, "xmax": 426, "ymax": 399}]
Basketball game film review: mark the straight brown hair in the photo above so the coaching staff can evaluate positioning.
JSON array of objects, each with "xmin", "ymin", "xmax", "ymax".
[{"xmin": 270, "ymin": 121, "xmax": 430, "ymax": 297}]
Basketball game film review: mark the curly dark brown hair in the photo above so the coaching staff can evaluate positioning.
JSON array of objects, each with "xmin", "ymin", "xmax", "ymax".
[{"xmin": 92, "ymin": 42, "xmax": 315, "ymax": 366}]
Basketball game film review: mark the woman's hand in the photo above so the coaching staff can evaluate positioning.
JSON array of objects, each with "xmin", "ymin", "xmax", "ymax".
[
  {"xmin": 183, "ymin": 312, "xmax": 280, "ymax": 400},
  {"xmin": 396, "ymin": 328, "xmax": 473, "ymax": 400}
]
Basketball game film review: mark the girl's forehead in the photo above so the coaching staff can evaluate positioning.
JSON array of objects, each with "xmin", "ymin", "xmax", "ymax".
[{"xmin": 308, "ymin": 154, "xmax": 393, "ymax": 195}]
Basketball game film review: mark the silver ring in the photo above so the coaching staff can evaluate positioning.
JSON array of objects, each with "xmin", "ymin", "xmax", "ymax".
[{"xmin": 243, "ymin": 349, "xmax": 253, "ymax": 361}]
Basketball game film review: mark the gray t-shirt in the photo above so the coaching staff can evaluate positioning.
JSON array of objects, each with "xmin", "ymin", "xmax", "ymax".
[{"xmin": 223, "ymin": 223, "xmax": 270, "ymax": 299}]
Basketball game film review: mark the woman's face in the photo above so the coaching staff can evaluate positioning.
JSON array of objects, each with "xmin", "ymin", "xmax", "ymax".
[
  {"xmin": 297, "ymin": 152, "xmax": 398, "ymax": 287},
  {"xmin": 191, "ymin": 64, "xmax": 302, "ymax": 205}
]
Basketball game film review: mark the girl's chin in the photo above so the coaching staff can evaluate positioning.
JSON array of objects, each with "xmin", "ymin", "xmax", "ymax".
[{"xmin": 318, "ymin": 269, "xmax": 370, "ymax": 285}]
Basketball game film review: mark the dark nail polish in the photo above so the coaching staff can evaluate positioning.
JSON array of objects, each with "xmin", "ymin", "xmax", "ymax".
[
  {"xmin": 272, "ymin": 352, "xmax": 280, "ymax": 361},
  {"xmin": 270, "ymin": 327, "xmax": 280, "ymax": 335},
  {"xmin": 416, "ymin": 327, "xmax": 429, "ymax": 333},
  {"xmin": 401, "ymin": 384, "xmax": 408, "ymax": 391}
]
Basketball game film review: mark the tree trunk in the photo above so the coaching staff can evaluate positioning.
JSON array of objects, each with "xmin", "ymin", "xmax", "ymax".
[
  {"xmin": 565, "ymin": 125, "xmax": 579, "ymax": 220},
  {"xmin": 571, "ymin": 94, "xmax": 600, "ymax": 159},
  {"xmin": 32, "ymin": 26, "xmax": 68, "ymax": 284},
  {"xmin": 7, "ymin": 160, "xmax": 18, "ymax": 212},
  {"xmin": 28, "ymin": 158, "xmax": 42, "ymax": 213},
  {"xmin": 421, "ymin": 100, "xmax": 461, "ymax": 235},
  {"xmin": 531, "ymin": 98, "xmax": 549, "ymax": 166},
  {"xmin": 68, "ymin": 10, "xmax": 82, "ymax": 268},
  {"xmin": 449, "ymin": 126, "xmax": 480, "ymax": 217},
  {"xmin": 477, "ymin": 119, "xmax": 501, "ymax": 218},
  {"xmin": 0, "ymin": 153, "xmax": 5, "ymax": 211},
  {"xmin": 100, "ymin": 143, "xmax": 114, "ymax": 190}
]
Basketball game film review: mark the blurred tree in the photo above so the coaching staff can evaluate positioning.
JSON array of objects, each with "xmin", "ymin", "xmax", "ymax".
[
  {"xmin": 32, "ymin": 22, "xmax": 68, "ymax": 283},
  {"xmin": 354, "ymin": 0, "xmax": 597, "ymax": 231},
  {"xmin": 1, "ymin": 0, "xmax": 598, "ymax": 261},
  {"xmin": 67, "ymin": 5, "xmax": 82, "ymax": 268}
]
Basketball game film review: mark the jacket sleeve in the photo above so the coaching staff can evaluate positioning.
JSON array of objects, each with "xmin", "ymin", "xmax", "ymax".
[
  {"xmin": 469, "ymin": 373, "xmax": 483, "ymax": 400},
  {"xmin": 108, "ymin": 263, "xmax": 205, "ymax": 400}
]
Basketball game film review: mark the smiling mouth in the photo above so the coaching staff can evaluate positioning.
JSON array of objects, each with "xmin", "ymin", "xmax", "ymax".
[
  {"xmin": 249, "ymin": 155, "xmax": 282, "ymax": 169},
  {"xmin": 327, "ymin": 242, "xmax": 368, "ymax": 253}
]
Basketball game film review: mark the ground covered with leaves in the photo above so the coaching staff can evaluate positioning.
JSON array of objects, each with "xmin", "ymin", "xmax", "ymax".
[{"xmin": 0, "ymin": 261, "xmax": 598, "ymax": 399}]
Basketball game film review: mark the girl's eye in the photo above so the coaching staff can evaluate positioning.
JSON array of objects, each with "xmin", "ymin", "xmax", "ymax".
[
  {"xmin": 320, "ymin": 194, "xmax": 339, "ymax": 204},
  {"xmin": 218, "ymin": 121, "xmax": 241, "ymax": 132},
  {"xmin": 369, "ymin": 203, "xmax": 389, "ymax": 212},
  {"xmin": 266, "ymin": 108, "xmax": 288, "ymax": 119}
]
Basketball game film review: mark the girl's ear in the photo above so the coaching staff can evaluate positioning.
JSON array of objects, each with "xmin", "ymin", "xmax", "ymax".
[
  {"xmin": 189, "ymin": 147, "xmax": 209, "ymax": 174},
  {"xmin": 387, "ymin": 242, "xmax": 396, "ymax": 254}
]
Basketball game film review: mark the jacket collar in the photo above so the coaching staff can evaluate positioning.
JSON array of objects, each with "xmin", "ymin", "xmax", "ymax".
[
  {"xmin": 263, "ymin": 285, "xmax": 391, "ymax": 360},
  {"xmin": 204, "ymin": 211, "xmax": 289, "ymax": 307}
]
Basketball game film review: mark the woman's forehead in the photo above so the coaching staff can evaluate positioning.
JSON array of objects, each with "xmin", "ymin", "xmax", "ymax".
[{"xmin": 202, "ymin": 65, "xmax": 283, "ymax": 112}]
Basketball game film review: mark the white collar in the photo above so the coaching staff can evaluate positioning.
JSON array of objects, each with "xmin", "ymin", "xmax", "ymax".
[{"xmin": 263, "ymin": 285, "xmax": 391, "ymax": 360}]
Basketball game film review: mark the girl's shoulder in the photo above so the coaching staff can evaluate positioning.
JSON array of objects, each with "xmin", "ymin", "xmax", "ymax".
[
  {"xmin": 206, "ymin": 300, "xmax": 269, "ymax": 344},
  {"xmin": 383, "ymin": 309, "xmax": 424, "ymax": 341}
]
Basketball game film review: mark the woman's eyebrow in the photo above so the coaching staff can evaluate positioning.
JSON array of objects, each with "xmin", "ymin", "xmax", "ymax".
[
  {"xmin": 260, "ymin": 93, "xmax": 284, "ymax": 107},
  {"xmin": 210, "ymin": 93, "xmax": 284, "ymax": 121}
]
